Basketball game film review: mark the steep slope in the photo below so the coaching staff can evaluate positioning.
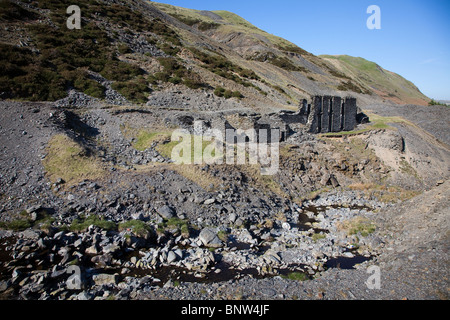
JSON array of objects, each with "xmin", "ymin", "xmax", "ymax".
[
  {"xmin": 153, "ymin": 2, "xmax": 431, "ymax": 106},
  {"xmin": 0, "ymin": 0, "xmax": 430, "ymax": 110},
  {"xmin": 320, "ymin": 55, "xmax": 429, "ymax": 105},
  {"xmin": 151, "ymin": 1, "xmax": 429, "ymax": 106}
]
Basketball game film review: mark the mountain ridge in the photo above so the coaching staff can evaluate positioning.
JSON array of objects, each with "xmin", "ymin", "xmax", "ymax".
[{"xmin": 149, "ymin": 1, "xmax": 429, "ymax": 106}]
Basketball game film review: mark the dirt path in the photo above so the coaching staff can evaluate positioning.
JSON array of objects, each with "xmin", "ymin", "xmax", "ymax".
[{"xmin": 364, "ymin": 103, "xmax": 450, "ymax": 145}]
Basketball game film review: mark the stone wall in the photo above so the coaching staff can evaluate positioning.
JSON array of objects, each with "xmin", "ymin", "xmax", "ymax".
[{"xmin": 307, "ymin": 96, "xmax": 358, "ymax": 134}]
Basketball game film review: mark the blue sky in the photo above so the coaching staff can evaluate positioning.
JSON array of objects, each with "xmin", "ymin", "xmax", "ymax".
[{"xmin": 152, "ymin": 0, "xmax": 450, "ymax": 100}]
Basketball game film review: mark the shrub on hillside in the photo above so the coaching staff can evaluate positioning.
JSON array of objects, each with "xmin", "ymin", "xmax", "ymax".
[
  {"xmin": 111, "ymin": 77, "xmax": 150, "ymax": 104},
  {"xmin": 213, "ymin": 87, "xmax": 243, "ymax": 99}
]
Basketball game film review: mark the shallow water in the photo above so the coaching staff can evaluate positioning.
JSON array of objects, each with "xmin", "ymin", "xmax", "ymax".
[
  {"xmin": 325, "ymin": 255, "xmax": 371, "ymax": 270},
  {"xmin": 0, "ymin": 202, "xmax": 377, "ymax": 292},
  {"xmin": 119, "ymin": 261, "xmax": 310, "ymax": 287}
]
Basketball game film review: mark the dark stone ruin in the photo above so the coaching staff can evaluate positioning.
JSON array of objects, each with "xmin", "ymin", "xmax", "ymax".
[{"xmin": 307, "ymin": 96, "xmax": 358, "ymax": 134}]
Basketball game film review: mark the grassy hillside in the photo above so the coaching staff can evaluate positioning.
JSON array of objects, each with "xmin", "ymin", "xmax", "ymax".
[
  {"xmin": 320, "ymin": 55, "xmax": 429, "ymax": 105},
  {"xmin": 150, "ymin": 3, "xmax": 296, "ymax": 49},
  {"xmin": 153, "ymin": 1, "xmax": 429, "ymax": 106}
]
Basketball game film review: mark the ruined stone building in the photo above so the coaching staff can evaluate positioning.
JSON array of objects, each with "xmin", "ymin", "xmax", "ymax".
[
  {"xmin": 306, "ymin": 96, "xmax": 358, "ymax": 134},
  {"xmin": 261, "ymin": 95, "xmax": 361, "ymax": 138},
  {"xmin": 175, "ymin": 95, "xmax": 363, "ymax": 143}
]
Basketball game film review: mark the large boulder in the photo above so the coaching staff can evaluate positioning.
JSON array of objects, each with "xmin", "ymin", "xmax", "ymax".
[
  {"xmin": 157, "ymin": 205, "xmax": 175, "ymax": 219},
  {"xmin": 92, "ymin": 273, "xmax": 118, "ymax": 286},
  {"xmin": 199, "ymin": 228, "xmax": 223, "ymax": 248}
]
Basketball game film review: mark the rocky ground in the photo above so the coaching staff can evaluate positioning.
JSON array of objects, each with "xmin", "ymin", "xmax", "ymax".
[
  {"xmin": 366, "ymin": 103, "xmax": 450, "ymax": 146},
  {"xmin": 0, "ymin": 98, "xmax": 448, "ymax": 300}
]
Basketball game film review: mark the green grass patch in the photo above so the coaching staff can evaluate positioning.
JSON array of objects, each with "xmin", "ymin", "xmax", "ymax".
[
  {"xmin": 212, "ymin": 10, "xmax": 259, "ymax": 29},
  {"xmin": 167, "ymin": 12, "xmax": 220, "ymax": 31},
  {"xmin": 311, "ymin": 233, "xmax": 326, "ymax": 242},
  {"xmin": 156, "ymin": 140, "xmax": 182, "ymax": 159},
  {"xmin": 43, "ymin": 134, "xmax": 105, "ymax": 185},
  {"xmin": 129, "ymin": 129, "xmax": 171, "ymax": 151},
  {"xmin": 0, "ymin": 208, "xmax": 56, "ymax": 232},
  {"xmin": 338, "ymin": 217, "xmax": 376, "ymax": 237},
  {"xmin": 281, "ymin": 272, "xmax": 309, "ymax": 281},
  {"xmin": 198, "ymin": 21, "xmax": 220, "ymax": 31},
  {"xmin": 34, "ymin": 213, "xmax": 56, "ymax": 232},
  {"xmin": 217, "ymin": 230, "xmax": 229, "ymax": 242},
  {"xmin": 63, "ymin": 69, "xmax": 106, "ymax": 99},
  {"xmin": 133, "ymin": 130, "xmax": 171, "ymax": 152},
  {"xmin": 69, "ymin": 215, "xmax": 117, "ymax": 232},
  {"xmin": 0, "ymin": 219, "xmax": 32, "ymax": 232},
  {"xmin": 158, "ymin": 43, "xmax": 181, "ymax": 56},
  {"xmin": 366, "ymin": 113, "xmax": 412, "ymax": 130},
  {"xmin": 159, "ymin": 217, "xmax": 190, "ymax": 237},
  {"xmin": 155, "ymin": 134, "xmax": 219, "ymax": 164},
  {"xmin": 118, "ymin": 220, "xmax": 152, "ymax": 238},
  {"xmin": 321, "ymin": 55, "xmax": 379, "ymax": 73}
]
